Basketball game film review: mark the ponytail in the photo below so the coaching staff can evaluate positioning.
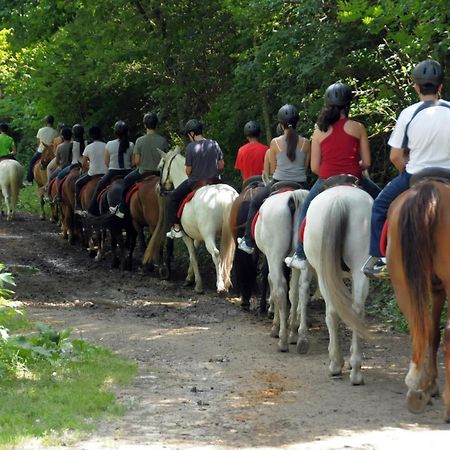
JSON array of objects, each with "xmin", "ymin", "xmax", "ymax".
[
  {"xmin": 117, "ymin": 132, "xmax": 130, "ymax": 168},
  {"xmin": 285, "ymin": 125, "xmax": 299, "ymax": 162},
  {"xmin": 317, "ymin": 104, "xmax": 350, "ymax": 132}
]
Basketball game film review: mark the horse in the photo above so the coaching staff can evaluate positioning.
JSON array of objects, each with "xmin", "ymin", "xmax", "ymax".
[
  {"xmin": 387, "ymin": 179, "xmax": 450, "ymax": 421},
  {"xmin": 59, "ymin": 166, "xmax": 81, "ymax": 244},
  {"xmin": 158, "ymin": 146, "xmax": 238, "ymax": 293},
  {"xmin": 300, "ymin": 185, "xmax": 372, "ymax": 385},
  {"xmin": 254, "ymin": 189, "xmax": 309, "ymax": 351},
  {"xmin": 229, "ymin": 178, "xmax": 269, "ymax": 313},
  {"xmin": 129, "ymin": 175, "xmax": 172, "ymax": 278},
  {"xmin": 32, "ymin": 147, "xmax": 54, "ymax": 220},
  {"xmin": 0, "ymin": 159, "xmax": 23, "ymax": 220}
]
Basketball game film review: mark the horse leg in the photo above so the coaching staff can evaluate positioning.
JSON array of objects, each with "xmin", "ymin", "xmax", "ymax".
[
  {"xmin": 443, "ymin": 294, "xmax": 450, "ymax": 422},
  {"xmin": 1, "ymin": 185, "xmax": 11, "ymax": 220},
  {"xmin": 296, "ymin": 264, "xmax": 313, "ymax": 354},
  {"xmin": 182, "ymin": 236, "xmax": 203, "ymax": 293},
  {"xmin": 288, "ymin": 268, "xmax": 300, "ymax": 345},
  {"xmin": 269, "ymin": 266, "xmax": 289, "ymax": 352},
  {"xmin": 348, "ymin": 271, "xmax": 369, "ymax": 385},
  {"xmin": 259, "ymin": 257, "xmax": 269, "ymax": 316},
  {"xmin": 268, "ymin": 276, "xmax": 279, "ymax": 338},
  {"xmin": 204, "ymin": 236, "xmax": 224, "ymax": 293}
]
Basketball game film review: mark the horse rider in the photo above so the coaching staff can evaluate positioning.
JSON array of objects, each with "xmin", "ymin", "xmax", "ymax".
[
  {"xmin": 234, "ymin": 121, "xmax": 269, "ymax": 184},
  {"xmin": 165, "ymin": 119, "xmax": 224, "ymax": 239},
  {"xmin": 52, "ymin": 124, "xmax": 85, "ymax": 202},
  {"xmin": 111, "ymin": 112, "xmax": 169, "ymax": 219},
  {"xmin": 26, "ymin": 115, "xmax": 58, "ymax": 184},
  {"xmin": 362, "ymin": 59, "xmax": 450, "ymax": 278},
  {"xmin": 285, "ymin": 82, "xmax": 381, "ymax": 270},
  {"xmin": 0, "ymin": 123, "xmax": 16, "ymax": 161},
  {"xmin": 86, "ymin": 120, "xmax": 134, "ymax": 216},
  {"xmin": 237, "ymin": 104, "xmax": 310, "ymax": 254},
  {"xmin": 46, "ymin": 122, "xmax": 67, "ymax": 182},
  {"xmin": 74, "ymin": 126, "xmax": 107, "ymax": 215},
  {"xmin": 47, "ymin": 126, "xmax": 73, "ymax": 183}
]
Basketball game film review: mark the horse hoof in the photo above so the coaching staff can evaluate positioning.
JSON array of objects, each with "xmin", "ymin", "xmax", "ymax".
[
  {"xmin": 350, "ymin": 371, "xmax": 364, "ymax": 386},
  {"xmin": 270, "ymin": 327, "xmax": 279, "ymax": 338},
  {"xmin": 288, "ymin": 332, "xmax": 298, "ymax": 345},
  {"xmin": 444, "ymin": 408, "xmax": 450, "ymax": 423},
  {"xmin": 183, "ymin": 279, "xmax": 194, "ymax": 287},
  {"xmin": 406, "ymin": 389, "xmax": 429, "ymax": 414},
  {"xmin": 194, "ymin": 288, "xmax": 204, "ymax": 294},
  {"xmin": 277, "ymin": 341, "xmax": 289, "ymax": 353},
  {"xmin": 158, "ymin": 266, "xmax": 170, "ymax": 280},
  {"xmin": 296, "ymin": 338, "xmax": 309, "ymax": 355},
  {"xmin": 241, "ymin": 302, "xmax": 250, "ymax": 312}
]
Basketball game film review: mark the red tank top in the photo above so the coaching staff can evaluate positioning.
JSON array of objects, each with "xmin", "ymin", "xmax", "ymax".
[{"xmin": 318, "ymin": 118, "xmax": 363, "ymax": 179}]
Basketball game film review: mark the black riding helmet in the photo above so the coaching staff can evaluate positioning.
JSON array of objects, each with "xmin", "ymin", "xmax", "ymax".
[
  {"xmin": 413, "ymin": 59, "xmax": 443, "ymax": 86},
  {"xmin": 325, "ymin": 82, "xmax": 353, "ymax": 106},
  {"xmin": 72, "ymin": 123, "xmax": 84, "ymax": 139},
  {"xmin": 144, "ymin": 112, "xmax": 158, "ymax": 129},
  {"xmin": 277, "ymin": 104, "xmax": 298, "ymax": 126},
  {"xmin": 114, "ymin": 120, "xmax": 128, "ymax": 137},
  {"xmin": 184, "ymin": 119, "xmax": 202, "ymax": 136},
  {"xmin": 244, "ymin": 120, "xmax": 261, "ymax": 138}
]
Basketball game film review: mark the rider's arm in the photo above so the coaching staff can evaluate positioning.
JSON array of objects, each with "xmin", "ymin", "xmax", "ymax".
[
  {"xmin": 303, "ymin": 138, "xmax": 311, "ymax": 174},
  {"xmin": 263, "ymin": 150, "xmax": 273, "ymax": 176},
  {"xmin": 268, "ymin": 140, "xmax": 278, "ymax": 173},
  {"xmin": 185, "ymin": 165, "xmax": 192, "ymax": 176},
  {"xmin": 390, "ymin": 147, "xmax": 406, "ymax": 173},
  {"xmin": 358, "ymin": 124, "xmax": 371, "ymax": 170},
  {"xmin": 310, "ymin": 130, "xmax": 322, "ymax": 175},
  {"xmin": 104, "ymin": 151, "xmax": 110, "ymax": 168},
  {"xmin": 133, "ymin": 154, "xmax": 141, "ymax": 167},
  {"xmin": 217, "ymin": 159, "xmax": 224, "ymax": 172},
  {"xmin": 10, "ymin": 141, "xmax": 16, "ymax": 156},
  {"xmin": 81, "ymin": 155, "xmax": 89, "ymax": 171}
]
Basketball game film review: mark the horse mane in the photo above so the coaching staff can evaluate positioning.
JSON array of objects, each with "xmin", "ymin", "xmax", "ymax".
[{"xmin": 398, "ymin": 182, "xmax": 439, "ymax": 364}]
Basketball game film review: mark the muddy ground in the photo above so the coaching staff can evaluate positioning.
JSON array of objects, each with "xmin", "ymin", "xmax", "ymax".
[{"xmin": 0, "ymin": 212, "xmax": 449, "ymax": 449}]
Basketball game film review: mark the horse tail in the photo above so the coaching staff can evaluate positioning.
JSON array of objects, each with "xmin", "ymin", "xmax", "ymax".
[
  {"xmin": 220, "ymin": 195, "xmax": 237, "ymax": 290},
  {"xmin": 142, "ymin": 187, "xmax": 166, "ymax": 265},
  {"xmin": 398, "ymin": 182, "xmax": 439, "ymax": 365},
  {"xmin": 10, "ymin": 161, "xmax": 23, "ymax": 211},
  {"xmin": 319, "ymin": 197, "xmax": 370, "ymax": 339}
]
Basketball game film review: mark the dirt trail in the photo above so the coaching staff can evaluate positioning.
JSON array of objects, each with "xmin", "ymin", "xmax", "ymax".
[{"xmin": 1, "ymin": 213, "xmax": 448, "ymax": 449}]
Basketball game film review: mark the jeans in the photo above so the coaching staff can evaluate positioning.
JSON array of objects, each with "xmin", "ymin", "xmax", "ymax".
[
  {"xmin": 369, "ymin": 171, "xmax": 411, "ymax": 256},
  {"xmin": 117, "ymin": 169, "xmax": 142, "ymax": 214},
  {"xmin": 166, "ymin": 179, "xmax": 193, "ymax": 227},
  {"xmin": 27, "ymin": 152, "xmax": 42, "ymax": 182},
  {"xmin": 88, "ymin": 169, "xmax": 130, "ymax": 215},
  {"xmin": 75, "ymin": 174, "xmax": 92, "ymax": 209},
  {"xmin": 294, "ymin": 176, "xmax": 382, "ymax": 259}
]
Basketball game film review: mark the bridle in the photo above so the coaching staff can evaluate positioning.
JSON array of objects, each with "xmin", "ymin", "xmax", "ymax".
[{"xmin": 158, "ymin": 152, "xmax": 178, "ymax": 196}]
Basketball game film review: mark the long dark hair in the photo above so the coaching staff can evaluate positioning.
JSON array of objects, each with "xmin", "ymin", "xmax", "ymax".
[
  {"xmin": 72, "ymin": 124, "xmax": 85, "ymax": 154},
  {"xmin": 317, "ymin": 104, "xmax": 350, "ymax": 132},
  {"xmin": 114, "ymin": 121, "xmax": 129, "ymax": 168}
]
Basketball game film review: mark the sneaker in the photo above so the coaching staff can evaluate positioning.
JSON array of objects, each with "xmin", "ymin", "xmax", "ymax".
[
  {"xmin": 166, "ymin": 227, "xmax": 184, "ymax": 239},
  {"xmin": 285, "ymin": 254, "xmax": 307, "ymax": 270},
  {"xmin": 362, "ymin": 256, "xmax": 389, "ymax": 279},
  {"xmin": 108, "ymin": 205, "xmax": 124, "ymax": 218},
  {"xmin": 23, "ymin": 180, "xmax": 33, "ymax": 186},
  {"xmin": 75, "ymin": 209, "xmax": 88, "ymax": 218},
  {"xmin": 237, "ymin": 237, "xmax": 255, "ymax": 254}
]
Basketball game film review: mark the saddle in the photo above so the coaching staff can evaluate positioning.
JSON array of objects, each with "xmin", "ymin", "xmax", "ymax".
[
  {"xmin": 410, "ymin": 167, "xmax": 450, "ymax": 187},
  {"xmin": 270, "ymin": 181, "xmax": 303, "ymax": 194},
  {"xmin": 176, "ymin": 178, "xmax": 221, "ymax": 219},
  {"xmin": 242, "ymin": 175, "xmax": 263, "ymax": 190},
  {"xmin": 322, "ymin": 174, "xmax": 360, "ymax": 190}
]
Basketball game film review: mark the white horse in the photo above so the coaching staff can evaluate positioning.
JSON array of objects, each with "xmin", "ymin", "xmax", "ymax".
[
  {"xmin": 300, "ymin": 185, "xmax": 372, "ymax": 385},
  {"xmin": 255, "ymin": 189, "xmax": 310, "ymax": 352},
  {"xmin": 0, "ymin": 159, "xmax": 23, "ymax": 220},
  {"xmin": 158, "ymin": 147, "xmax": 238, "ymax": 293}
]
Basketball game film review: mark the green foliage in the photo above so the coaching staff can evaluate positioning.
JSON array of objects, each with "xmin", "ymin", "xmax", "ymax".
[
  {"xmin": 0, "ymin": 262, "xmax": 137, "ymax": 446},
  {"xmin": 16, "ymin": 185, "xmax": 45, "ymax": 216}
]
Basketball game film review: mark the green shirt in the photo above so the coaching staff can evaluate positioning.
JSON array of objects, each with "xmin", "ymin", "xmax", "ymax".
[
  {"xmin": 0, "ymin": 133, "xmax": 14, "ymax": 157},
  {"xmin": 133, "ymin": 132, "xmax": 169, "ymax": 174}
]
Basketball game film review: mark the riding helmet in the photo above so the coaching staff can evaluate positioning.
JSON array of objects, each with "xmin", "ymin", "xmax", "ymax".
[
  {"xmin": 325, "ymin": 82, "xmax": 353, "ymax": 106},
  {"xmin": 277, "ymin": 104, "xmax": 298, "ymax": 125},
  {"xmin": 72, "ymin": 123, "xmax": 84, "ymax": 139},
  {"xmin": 244, "ymin": 120, "xmax": 261, "ymax": 137},
  {"xmin": 184, "ymin": 119, "xmax": 203, "ymax": 136},
  {"xmin": 144, "ymin": 112, "xmax": 158, "ymax": 129},
  {"xmin": 412, "ymin": 59, "xmax": 443, "ymax": 86},
  {"xmin": 114, "ymin": 120, "xmax": 128, "ymax": 136}
]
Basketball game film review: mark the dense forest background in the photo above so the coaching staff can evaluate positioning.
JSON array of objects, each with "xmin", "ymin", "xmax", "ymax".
[{"xmin": 0, "ymin": 0, "xmax": 448, "ymax": 185}]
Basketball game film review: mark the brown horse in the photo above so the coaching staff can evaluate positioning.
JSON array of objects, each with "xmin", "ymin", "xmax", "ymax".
[
  {"xmin": 47, "ymin": 177, "xmax": 60, "ymax": 223},
  {"xmin": 59, "ymin": 167, "xmax": 81, "ymax": 244},
  {"xmin": 33, "ymin": 147, "xmax": 54, "ymax": 220},
  {"xmin": 229, "ymin": 178, "xmax": 269, "ymax": 313},
  {"xmin": 128, "ymin": 175, "xmax": 170, "ymax": 277},
  {"xmin": 387, "ymin": 180, "xmax": 450, "ymax": 421}
]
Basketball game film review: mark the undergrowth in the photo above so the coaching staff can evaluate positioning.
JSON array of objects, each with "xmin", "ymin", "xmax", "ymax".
[
  {"xmin": 16, "ymin": 185, "xmax": 46, "ymax": 216},
  {"xmin": 0, "ymin": 264, "xmax": 137, "ymax": 447}
]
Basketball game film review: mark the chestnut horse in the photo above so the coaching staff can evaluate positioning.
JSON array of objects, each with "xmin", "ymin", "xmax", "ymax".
[
  {"xmin": 387, "ymin": 180, "xmax": 450, "ymax": 421},
  {"xmin": 33, "ymin": 147, "xmax": 54, "ymax": 220},
  {"xmin": 60, "ymin": 166, "xmax": 81, "ymax": 244},
  {"xmin": 129, "ymin": 175, "xmax": 172, "ymax": 278}
]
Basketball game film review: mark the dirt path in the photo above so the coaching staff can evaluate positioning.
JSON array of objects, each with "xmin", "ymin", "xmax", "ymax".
[{"xmin": 1, "ymin": 213, "xmax": 448, "ymax": 449}]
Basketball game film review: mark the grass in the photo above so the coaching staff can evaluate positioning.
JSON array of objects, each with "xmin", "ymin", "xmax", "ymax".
[
  {"xmin": 0, "ymin": 334, "xmax": 137, "ymax": 447},
  {"xmin": 16, "ymin": 185, "xmax": 46, "ymax": 216}
]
